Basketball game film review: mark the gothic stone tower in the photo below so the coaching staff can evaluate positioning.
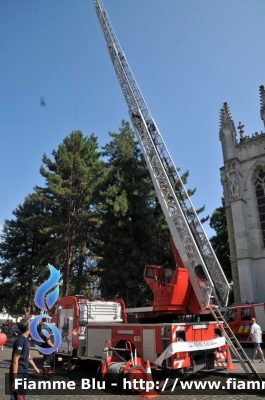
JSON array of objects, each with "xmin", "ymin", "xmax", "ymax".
[{"xmin": 219, "ymin": 85, "xmax": 265, "ymax": 304}]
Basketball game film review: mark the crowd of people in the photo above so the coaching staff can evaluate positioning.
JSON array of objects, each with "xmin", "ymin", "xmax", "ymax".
[{"xmin": 0, "ymin": 321, "xmax": 20, "ymax": 340}]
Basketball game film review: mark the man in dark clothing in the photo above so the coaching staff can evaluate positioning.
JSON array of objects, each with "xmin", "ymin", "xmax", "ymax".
[
  {"xmin": 10, "ymin": 318, "xmax": 40, "ymax": 400},
  {"xmin": 39, "ymin": 318, "xmax": 55, "ymax": 372}
]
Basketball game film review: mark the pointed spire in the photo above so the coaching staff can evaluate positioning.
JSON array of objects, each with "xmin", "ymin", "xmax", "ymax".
[
  {"xmin": 260, "ymin": 85, "xmax": 265, "ymax": 127},
  {"xmin": 219, "ymin": 102, "xmax": 237, "ymax": 160},
  {"xmin": 219, "ymin": 102, "xmax": 235, "ymax": 134}
]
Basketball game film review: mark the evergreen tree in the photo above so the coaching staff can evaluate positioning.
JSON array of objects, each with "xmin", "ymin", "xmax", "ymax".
[
  {"xmin": 34, "ymin": 131, "xmax": 104, "ymax": 296},
  {"xmin": 96, "ymin": 121, "xmax": 158, "ymax": 300},
  {"xmin": 96, "ymin": 120, "xmax": 204, "ymax": 303},
  {"xmin": 0, "ymin": 195, "xmax": 47, "ymax": 314},
  {"xmin": 209, "ymin": 197, "xmax": 232, "ymax": 281},
  {"xmin": 0, "ymin": 123, "xmax": 210, "ymax": 311}
]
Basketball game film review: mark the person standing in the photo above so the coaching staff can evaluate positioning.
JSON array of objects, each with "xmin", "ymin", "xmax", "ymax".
[
  {"xmin": 248, "ymin": 317, "xmax": 265, "ymax": 362},
  {"xmin": 9, "ymin": 318, "xmax": 40, "ymax": 400}
]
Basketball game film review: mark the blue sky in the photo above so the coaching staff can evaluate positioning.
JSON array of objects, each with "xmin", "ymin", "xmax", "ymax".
[{"xmin": 1, "ymin": 0, "xmax": 264, "ymax": 239}]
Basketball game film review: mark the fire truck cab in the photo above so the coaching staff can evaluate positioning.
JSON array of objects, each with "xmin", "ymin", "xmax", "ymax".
[{"xmin": 223, "ymin": 303, "xmax": 265, "ymax": 342}]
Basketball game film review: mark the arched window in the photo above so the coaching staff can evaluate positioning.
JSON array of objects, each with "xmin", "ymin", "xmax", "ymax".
[{"xmin": 254, "ymin": 168, "xmax": 265, "ymax": 247}]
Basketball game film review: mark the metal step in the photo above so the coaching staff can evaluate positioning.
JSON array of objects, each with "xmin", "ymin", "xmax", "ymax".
[{"xmin": 209, "ymin": 305, "xmax": 263, "ymax": 383}]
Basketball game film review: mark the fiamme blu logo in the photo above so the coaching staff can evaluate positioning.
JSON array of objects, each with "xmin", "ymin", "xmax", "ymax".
[{"xmin": 29, "ymin": 264, "xmax": 61, "ymax": 355}]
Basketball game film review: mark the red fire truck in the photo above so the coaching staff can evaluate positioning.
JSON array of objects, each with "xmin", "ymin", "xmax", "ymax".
[
  {"xmin": 50, "ymin": 0, "xmax": 261, "ymax": 390},
  {"xmin": 223, "ymin": 303, "xmax": 265, "ymax": 342},
  {"xmin": 51, "ymin": 295, "xmax": 126, "ymax": 358}
]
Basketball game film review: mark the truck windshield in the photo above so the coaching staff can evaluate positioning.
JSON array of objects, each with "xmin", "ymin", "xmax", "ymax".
[{"xmin": 224, "ymin": 309, "xmax": 237, "ymax": 322}]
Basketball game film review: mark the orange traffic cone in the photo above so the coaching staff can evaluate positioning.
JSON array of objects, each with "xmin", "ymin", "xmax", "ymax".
[
  {"xmin": 226, "ymin": 345, "xmax": 236, "ymax": 370},
  {"xmin": 138, "ymin": 360, "xmax": 159, "ymax": 398}
]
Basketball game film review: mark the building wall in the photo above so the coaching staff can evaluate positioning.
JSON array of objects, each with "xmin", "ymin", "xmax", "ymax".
[{"xmin": 219, "ymin": 87, "xmax": 265, "ymax": 303}]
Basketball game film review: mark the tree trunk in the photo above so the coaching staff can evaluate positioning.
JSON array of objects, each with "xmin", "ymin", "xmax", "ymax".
[
  {"xmin": 75, "ymin": 242, "xmax": 86, "ymax": 294},
  {"xmin": 24, "ymin": 306, "xmax": 31, "ymax": 319},
  {"xmin": 63, "ymin": 252, "xmax": 71, "ymax": 296}
]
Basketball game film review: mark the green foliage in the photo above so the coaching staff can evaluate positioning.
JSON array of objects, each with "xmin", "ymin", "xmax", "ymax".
[
  {"xmin": 0, "ymin": 195, "xmax": 48, "ymax": 314},
  {"xmin": 34, "ymin": 131, "xmax": 104, "ymax": 296},
  {"xmin": 95, "ymin": 121, "xmax": 174, "ymax": 301},
  {"xmin": 0, "ymin": 121, "xmax": 207, "ymax": 311},
  {"xmin": 95, "ymin": 120, "xmax": 205, "ymax": 303},
  {"xmin": 209, "ymin": 197, "xmax": 232, "ymax": 281}
]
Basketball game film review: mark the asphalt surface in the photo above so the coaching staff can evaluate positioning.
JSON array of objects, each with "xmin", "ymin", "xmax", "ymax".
[{"xmin": 1, "ymin": 339, "xmax": 265, "ymax": 399}]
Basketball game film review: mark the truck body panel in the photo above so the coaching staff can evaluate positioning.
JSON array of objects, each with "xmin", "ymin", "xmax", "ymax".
[{"xmin": 223, "ymin": 303, "xmax": 265, "ymax": 341}]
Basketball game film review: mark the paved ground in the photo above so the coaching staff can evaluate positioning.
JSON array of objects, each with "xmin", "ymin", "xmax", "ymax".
[{"xmin": 1, "ymin": 340, "xmax": 265, "ymax": 399}]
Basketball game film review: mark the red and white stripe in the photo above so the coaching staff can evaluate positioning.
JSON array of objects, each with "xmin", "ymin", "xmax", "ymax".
[
  {"xmin": 171, "ymin": 325, "xmax": 181, "ymax": 342},
  {"xmin": 214, "ymin": 349, "xmax": 227, "ymax": 367},
  {"xmin": 173, "ymin": 357, "xmax": 185, "ymax": 368}
]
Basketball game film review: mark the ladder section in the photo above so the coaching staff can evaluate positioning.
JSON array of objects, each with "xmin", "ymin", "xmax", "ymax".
[
  {"xmin": 209, "ymin": 306, "xmax": 263, "ymax": 383},
  {"xmin": 94, "ymin": 0, "xmax": 230, "ymax": 309}
]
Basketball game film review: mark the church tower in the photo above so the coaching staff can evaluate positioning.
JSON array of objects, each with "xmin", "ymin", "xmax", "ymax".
[{"xmin": 219, "ymin": 85, "xmax": 265, "ymax": 303}]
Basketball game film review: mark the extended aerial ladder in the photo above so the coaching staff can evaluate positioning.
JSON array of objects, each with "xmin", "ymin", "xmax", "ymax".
[
  {"xmin": 94, "ymin": 0, "xmax": 229, "ymax": 311},
  {"xmin": 94, "ymin": 0, "xmax": 262, "ymax": 381}
]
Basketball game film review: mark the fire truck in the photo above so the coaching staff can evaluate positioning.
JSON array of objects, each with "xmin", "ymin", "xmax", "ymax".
[
  {"xmin": 50, "ymin": 296, "xmax": 126, "ymax": 358},
  {"xmin": 51, "ymin": 0, "xmax": 262, "ymax": 389},
  {"xmin": 223, "ymin": 303, "xmax": 265, "ymax": 342}
]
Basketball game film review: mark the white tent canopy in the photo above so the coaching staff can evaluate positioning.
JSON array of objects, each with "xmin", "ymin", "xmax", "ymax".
[{"xmin": 0, "ymin": 313, "xmax": 16, "ymax": 321}]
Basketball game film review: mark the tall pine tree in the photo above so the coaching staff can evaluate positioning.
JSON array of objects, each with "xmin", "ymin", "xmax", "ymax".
[{"xmin": 34, "ymin": 131, "xmax": 104, "ymax": 296}]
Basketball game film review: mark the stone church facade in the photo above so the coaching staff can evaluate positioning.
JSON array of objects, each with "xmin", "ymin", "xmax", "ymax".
[{"xmin": 219, "ymin": 85, "xmax": 265, "ymax": 304}]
